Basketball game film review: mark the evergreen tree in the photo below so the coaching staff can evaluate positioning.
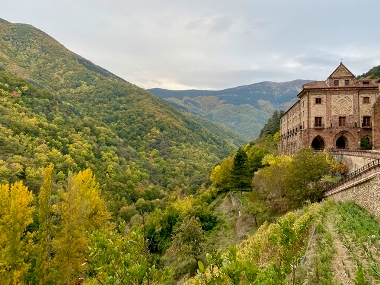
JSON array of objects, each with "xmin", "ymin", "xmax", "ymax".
[
  {"xmin": 259, "ymin": 110, "xmax": 284, "ymax": 137},
  {"xmin": 231, "ymin": 148, "xmax": 251, "ymax": 194}
]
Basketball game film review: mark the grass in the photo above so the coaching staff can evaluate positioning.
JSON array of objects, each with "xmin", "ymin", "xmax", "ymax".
[
  {"xmin": 321, "ymin": 175, "xmax": 340, "ymax": 182},
  {"xmin": 295, "ymin": 200, "xmax": 380, "ymax": 284},
  {"xmin": 296, "ymin": 202, "xmax": 336, "ymax": 284},
  {"xmin": 332, "ymin": 201, "xmax": 380, "ymax": 284},
  {"xmin": 184, "ymin": 197, "xmax": 380, "ymax": 285}
]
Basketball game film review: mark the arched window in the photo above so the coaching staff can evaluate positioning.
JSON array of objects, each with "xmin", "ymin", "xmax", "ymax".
[
  {"xmin": 360, "ymin": 136, "xmax": 371, "ymax": 150},
  {"xmin": 311, "ymin": 136, "xmax": 325, "ymax": 150}
]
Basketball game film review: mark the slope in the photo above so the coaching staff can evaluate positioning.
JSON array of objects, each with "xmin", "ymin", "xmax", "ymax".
[
  {"xmin": 0, "ymin": 20, "xmax": 237, "ymax": 215},
  {"xmin": 358, "ymin": 64, "xmax": 380, "ymax": 79},
  {"xmin": 186, "ymin": 200, "xmax": 380, "ymax": 285},
  {"xmin": 149, "ymin": 79, "xmax": 311, "ymax": 140}
]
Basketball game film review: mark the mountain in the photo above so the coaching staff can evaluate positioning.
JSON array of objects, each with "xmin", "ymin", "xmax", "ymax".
[
  {"xmin": 149, "ymin": 80, "xmax": 311, "ymax": 140},
  {"xmin": 358, "ymin": 64, "xmax": 380, "ymax": 79},
  {"xmin": 0, "ymin": 20, "xmax": 239, "ymax": 215}
]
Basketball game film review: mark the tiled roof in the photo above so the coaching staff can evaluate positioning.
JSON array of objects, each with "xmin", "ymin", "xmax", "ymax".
[{"xmin": 303, "ymin": 81, "xmax": 328, "ymax": 89}]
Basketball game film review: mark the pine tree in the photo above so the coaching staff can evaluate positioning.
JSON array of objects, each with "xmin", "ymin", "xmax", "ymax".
[{"xmin": 231, "ymin": 148, "xmax": 251, "ymax": 195}]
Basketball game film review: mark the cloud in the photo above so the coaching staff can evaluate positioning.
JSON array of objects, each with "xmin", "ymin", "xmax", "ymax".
[{"xmin": 3, "ymin": 0, "xmax": 380, "ymax": 89}]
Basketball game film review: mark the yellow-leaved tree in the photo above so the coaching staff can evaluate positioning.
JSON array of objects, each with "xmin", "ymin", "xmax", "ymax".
[
  {"xmin": 34, "ymin": 164, "xmax": 54, "ymax": 284},
  {"xmin": 0, "ymin": 181, "xmax": 34, "ymax": 284},
  {"xmin": 52, "ymin": 169, "xmax": 110, "ymax": 285}
]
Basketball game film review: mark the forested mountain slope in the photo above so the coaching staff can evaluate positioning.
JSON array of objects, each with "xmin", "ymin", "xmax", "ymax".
[
  {"xmin": 358, "ymin": 64, "xmax": 380, "ymax": 79},
  {"xmin": 0, "ymin": 20, "xmax": 238, "ymax": 215},
  {"xmin": 149, "ymin": 79, "xmax": 311, "ymax": 139}
]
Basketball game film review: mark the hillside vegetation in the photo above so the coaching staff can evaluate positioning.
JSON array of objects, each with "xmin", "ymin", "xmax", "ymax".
[
  {"xmin": 358, "ymin": 64, "xmax": 380, "ymax": 79},
  {"xmin": 149, "ymin": 80, "xmax": 310, "ymax": 139},
  {"xmin": 186, "ymin": 200, "xmax": 380, "ymax": 285},
  {"xmin": 0, "ymin": 21, "xmax": 241, "ymax": 216}
]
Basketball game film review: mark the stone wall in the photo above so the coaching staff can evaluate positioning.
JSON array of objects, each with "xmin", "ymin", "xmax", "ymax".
[
  {"xmin": 372, "ymin": 94, "xmax": 380, "ymax": 149},
  {"xmin": 332, "ymin": 153, "xmax": 377, "ymax": 172},
  {"xmin": 326, "ymin": 173, "xmax": 380, "ymax": 219}
]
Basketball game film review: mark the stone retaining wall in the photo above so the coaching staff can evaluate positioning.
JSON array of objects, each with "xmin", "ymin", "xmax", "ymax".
[
  {"xmin": 326, "ymin": 173, "xmax": 380, "ymax": 219},
  {"xmin": 332, "ymin": 153, "xmax": 377, "ymax": 172}
]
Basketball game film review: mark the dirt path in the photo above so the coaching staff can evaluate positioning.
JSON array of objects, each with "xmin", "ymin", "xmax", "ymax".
[{"xmin": 327, "ymin": 219, "xmax": 356, "ymax": 285}]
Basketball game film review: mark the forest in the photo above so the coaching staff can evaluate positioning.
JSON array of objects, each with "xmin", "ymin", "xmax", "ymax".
[{"xmin": 0, "ymin": 19, "xmax": 380, "ymax": 284}]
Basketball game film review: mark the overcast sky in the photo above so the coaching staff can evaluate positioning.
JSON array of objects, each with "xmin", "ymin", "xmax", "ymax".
[{"xmin": 3, "ymin": 0, "xmax": 380, "ymax": 90}]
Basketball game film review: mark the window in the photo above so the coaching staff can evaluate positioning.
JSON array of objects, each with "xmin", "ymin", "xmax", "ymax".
[
  {"xmin": 334, "ymin": 80, "xmax": 339, "ymax": 86},
  {"xmin": 363, "ymin": 81, "xmax": 369, "ymax": 85},
  {"xmin": 345, "ymin": 80, "xmax": 349, "ymax": 86},
  {"xmin": 339, "ymin": 116, "xmax": 346, "ymax": 126},
  {"xmin": 362, "ymin": 116, "xmax": 371, "ymax": 127},
  {"xmin": 314, "ymin": 117, "xmax": 322, "ymax": 127},
  {"xmin": 315, "ymin": 97, "xmax": 322, "ymax": 104},
  {"xmin": 363, "ymin": 97, "xmax": 370, "ymax": 104}
]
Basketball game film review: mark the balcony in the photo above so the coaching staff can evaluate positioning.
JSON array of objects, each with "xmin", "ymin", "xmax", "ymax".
[
  {"xmin": 362, "ymin": 122, "xmax": 372, "ymax": 129},
  {"xmin": 313, "ymin": 123, "xmax": 325, "ymax": 129}
]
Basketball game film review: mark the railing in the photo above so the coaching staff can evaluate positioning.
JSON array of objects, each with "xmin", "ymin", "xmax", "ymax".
[
  {"xmin": 325, "ymin": 148, "xmax": 380, "ymax": 159},
  {"xmin": 323, "ymin": 158, "xmax": 380, "ymax": 193},
  {"xmin": 362, "ymin": 122, "xmax": 372, "ymax": 128},
  {"xmin": 327, "ymin": 148, "xmax": 370, "ymax": 154},
  {"xmin": 313, "ymin": 123, "xmax": 324, "ymax": 128}
]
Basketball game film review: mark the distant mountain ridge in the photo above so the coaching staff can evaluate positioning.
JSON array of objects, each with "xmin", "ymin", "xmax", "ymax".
[
  {"xmin": 150, "ymin": 80, "xmax": 310, "ymax": 107},
  {"xmin": 149, "ymin": 79, "xmax": 312, "ymax": 139}
]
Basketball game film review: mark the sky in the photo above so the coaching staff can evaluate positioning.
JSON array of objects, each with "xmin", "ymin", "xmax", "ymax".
[{"xmin": 3, "ymin": 0, "xmax": 380, "ymax": 90}]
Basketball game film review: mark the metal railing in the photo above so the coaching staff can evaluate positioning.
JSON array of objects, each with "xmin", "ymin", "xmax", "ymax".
[
  {"xmin": 325, "ymin": 148, "xmax": 380, "ymax": 158},
  {"xmin": 313, "ymin": 123, "xmax": 324, "ymax": 128},
  {"xmin": 323, "ymin": 158, "xmax": 380, "ymax": 193}
]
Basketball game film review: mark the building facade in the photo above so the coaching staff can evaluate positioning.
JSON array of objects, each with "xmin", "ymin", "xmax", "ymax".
[{"xmin": 279, "ymin": 63, "xmax": 380, "ymax": 154}]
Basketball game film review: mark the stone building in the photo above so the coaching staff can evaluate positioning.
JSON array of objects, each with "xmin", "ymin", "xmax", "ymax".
[{"xmin": 279, "ymin": 63, "xmax": 380, "ymax": 154}]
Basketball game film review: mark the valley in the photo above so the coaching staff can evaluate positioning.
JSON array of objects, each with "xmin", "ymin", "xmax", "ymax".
[
  {"xmin": 0, "ymin": 18, "xmax": 379, "ymax": 285},
  {"xmin": 149, "ymin": 79, "xmax": 311, "ymax": 140}
]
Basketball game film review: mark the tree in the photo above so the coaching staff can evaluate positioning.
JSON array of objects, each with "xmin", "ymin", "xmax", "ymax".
[
  {"xmin": 259, "ymin": 110, "xmax": 284, "ymax": 137},
  {"xmin": 245, "ymin": 191, "xmax": 269, "ymax": 226},
  {"xmin": 252, "ymin": 154, "xmax": 292, "ymax": 213},
  {"xmin": 0, "ymin": 181, "xmax": 34, "ymax": 284},
  {"xmin": 231, "ymin": 148, "xmax": 251, "ymax": 195},
  {"xmin": 86, "ymin": 227, "xmax": 171, "ymax": 285},
  {"xmin": 170, "ymin": 216, "xmax": 206, "ymax": 269},
  {"xmin": 210, "ymin": 156, "xmax": 234, "ymax": 191},
  {"xmin": 245, "ymin": 145, "xmax": 269, "ymax": 174},
  {"xmin": 34, "ymin": 164, "xmax": 54, "ymax": 284},
  {"xmin": 52, "ymin": 169, "xmax": 110, "ymax": 285},
  {"xmin": 284, "ymin": 148, "xmax": 330, "ymax": 208}
]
